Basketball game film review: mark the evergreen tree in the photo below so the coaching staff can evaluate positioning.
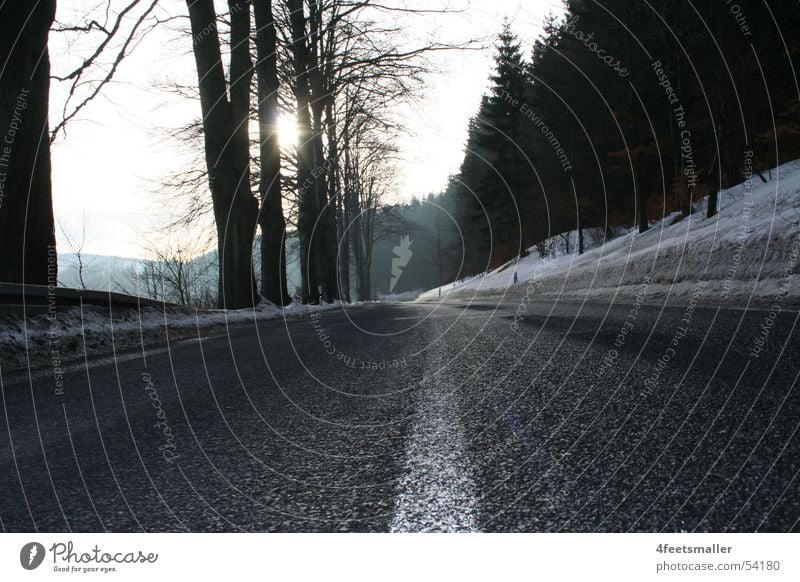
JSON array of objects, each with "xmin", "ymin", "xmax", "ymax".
[{"xmin": 456, "ymin": 24, "xmax": 535, "ymax": 267}]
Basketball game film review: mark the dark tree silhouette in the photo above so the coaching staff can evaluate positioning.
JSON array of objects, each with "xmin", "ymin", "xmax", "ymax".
[
  {"xmin": 185, "ymin": 0, "xmax": 259, "ymax": 309},
  {"xmin": 255, "ymin": 0, "xmax": 292, "ymax": 306},
  {"xmin": 287, "ymin": 0, "xmax": 322, "ymax": 304},
  {"xmin": 0, "ymin": 0, "xmax": 57, "ymax": 286}
]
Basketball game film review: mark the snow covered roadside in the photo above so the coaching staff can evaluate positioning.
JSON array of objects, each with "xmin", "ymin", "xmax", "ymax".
[
  {"xmin": 378, "ymin": 289, "xmax": 424, "ymax": 302},
  {"xmin": 0, "ymin": 301, "xmax": 342, "ymax": 375},
  {"xmin": 420, "ymin": 161, "xmax": 800, "ymax": 308}
]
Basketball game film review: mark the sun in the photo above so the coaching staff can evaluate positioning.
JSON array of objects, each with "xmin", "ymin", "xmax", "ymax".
[{"xmin": 277, "ymin": 113, "xmax": 299, "ymax": 147}]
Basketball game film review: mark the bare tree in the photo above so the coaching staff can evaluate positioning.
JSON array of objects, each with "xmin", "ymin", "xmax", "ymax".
[
  {"xmin": 58, "ymin": 209, "xmax": 94, "ymax": 289},
  {"xmin": 158, "ymin": 0, "xmax": 469, "ymax": 305},
  {"xmin": 185, "ymin": 0, "xmax": 259, "ymax": 309},
  {"xmin": 255, "ymin": 0, "xmax": 292, "ymax": 306},
  {"xmin": 135, "ymin": 260, "xmax": 165, "ymax": 302},
  {"xmin": 141, "ymin": 235, "xmax": 215, "ymax": 306},
  {"xmin": 346, "ymin": 124, "xmax": 399, "ymax": 300},
  {"xmin": 0, "ymin": 0, "xmax": 169, "ymax": 286},
  {"xmin": 281, "ymin": 0, "xmax": 469, "ymax": 303},
  {"xmin": 287, "ymin": 0, "xmax": 323, "ymax": 303},
  {"xmin": 49, "ymin": 0, "xmax": 164, "ymax": 142}
]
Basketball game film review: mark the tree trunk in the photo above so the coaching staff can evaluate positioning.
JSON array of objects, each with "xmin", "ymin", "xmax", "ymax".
[
  {"xmin": 435, "ymin": 211, "xmax": 444, "ymax": 285},
  {"xmin": 186, "ymin": 0, "xmax": 258, "ymax": 310},
  {"xmin": 335, "ymin": 182, "xmax": 351, "ymax": 302},
  {"xmin": 635, "ymin": 166, "xmax": 649, "ymax": 234},
  {"xmin": 326, "ymin": 101, "xmax": 349, "ymax": 303},
  {"xmin": 341, "ymin": 134, "xmax": 356, "ymax": 302},
  {"xmin": 0, "ymin": 0, "xmax": 57, "ymax": 285},
  {"xmin": 706, "ymin": 189, "xmax": 718, "ymax": 219},
  {"xmin": 353, "ymin": 200, "xmax": 368, "ymax": 301},
  {"xmin": 311, "ymin": 101, "xmax": 337, "ymax": 302},
  {"xmin": 254, "ymin": 0, "xmax": 291, "ymax": 306},
  {"xmin": 307, "ymin": 2, "xmax": 338, "ymax": 303},
  {"xmin": 358, "ymin": 206, "xmax": 375, "ymax": 301},
  {"xmin": 287, "ymin": 0, "xmax": 319, "ymax": 304}
]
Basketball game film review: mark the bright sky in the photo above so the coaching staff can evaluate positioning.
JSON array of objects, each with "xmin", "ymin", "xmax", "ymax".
[{"xmin": 49, "ymin": 0, "xmax": 563, "ymax": 258}]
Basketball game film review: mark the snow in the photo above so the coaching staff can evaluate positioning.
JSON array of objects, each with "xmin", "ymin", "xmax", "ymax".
[
  {"xmin": 419, "ymin": 160, "xmax": 800, "ymax": 307},
  {"xmin": 0, "ymin": 300, "xmax": 342, "ymax": 375},
  {"xmin": 378, "ymin": 289, "xmax": 424, "ymax": 302},
  {"xmin": 4, "ymin": 161, "xmax": 799, "ymax": 375}
]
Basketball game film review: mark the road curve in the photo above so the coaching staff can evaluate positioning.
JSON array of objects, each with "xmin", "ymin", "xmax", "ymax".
[{"xmin": 1, "ymin": 298, "xmax": 798, "ymax": 532}]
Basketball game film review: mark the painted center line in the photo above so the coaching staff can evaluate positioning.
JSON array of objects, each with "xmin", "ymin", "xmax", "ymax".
[{"xmin": 391, "ymin": 381, "xmax": 479, "ymax": 532}]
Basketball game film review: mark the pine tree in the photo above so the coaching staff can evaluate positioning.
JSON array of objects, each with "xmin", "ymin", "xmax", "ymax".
[{"xmin": 457, "ymin": 24, "xmax": 534, "ymax": 267}]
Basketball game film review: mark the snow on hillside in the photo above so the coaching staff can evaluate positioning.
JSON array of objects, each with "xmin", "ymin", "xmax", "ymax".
[
  {"xmin": 0, "ymin": 301, "xmax": 341, "ymax": 374},
  {"xmin": 420, "ymin": 160, "xmax": 800, "ymax": 306},
  {"xmin": 57, "ymin": 253, "xmax": 141, "ymax": 291},
  {"xmin": 378, "ymin": 290, "xmax": 424, "ymax": 302}
]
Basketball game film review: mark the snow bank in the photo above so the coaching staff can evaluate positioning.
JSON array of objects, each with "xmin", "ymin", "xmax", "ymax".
[
  {"xmin": 419, "ymin": 160, "xmax": 800, "ymax": 307},
  {"xmin": 378, "ymin": 290, "xmax": 424, "ymax": 302},
  {"xmin": 0, "ymin": 300, "xmax": 342, "ymax": 374}
]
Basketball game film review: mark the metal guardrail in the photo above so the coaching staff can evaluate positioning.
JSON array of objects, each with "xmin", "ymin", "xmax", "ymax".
[{"xmin": 0, "ymin": 283, "xmax": 180, "ymax": 312}]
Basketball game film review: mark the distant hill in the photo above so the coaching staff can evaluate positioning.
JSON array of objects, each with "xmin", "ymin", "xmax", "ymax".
[
  {"xmin": 56, "ymin": 233, "xmax": 304, "ymax": 304},
  {"xmin": 57, "ymin": 253, "xmax": 141, "ymax": 293}
]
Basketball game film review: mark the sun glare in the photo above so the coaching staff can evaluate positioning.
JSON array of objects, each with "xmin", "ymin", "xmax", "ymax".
[{"xmin": 277, "ymin": 113, "xmax": 299, "ymax": 147}]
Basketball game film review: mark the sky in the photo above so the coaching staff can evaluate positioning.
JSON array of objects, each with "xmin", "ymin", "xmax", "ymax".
[{"xmin": 49, "ymin": 0, "xmax": 564, "ymax": 259}]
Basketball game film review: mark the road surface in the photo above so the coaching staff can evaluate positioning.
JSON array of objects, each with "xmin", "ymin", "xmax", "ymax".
[{"xmin": 1, "ymin": 298, "xmax": 798, "ymax": 532}]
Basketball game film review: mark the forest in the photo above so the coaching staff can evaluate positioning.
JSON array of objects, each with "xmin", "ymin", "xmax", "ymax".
[
  {"xmin": 0, "ymin": 0, "xmax": 451, "ymax": 307},
  {"xmin": 434, "ymin": 0, "xmax": 800, "ymax": 279},
  {"xmin": 1, "ymin": 0, "xmax": 798, "ymax": 307}
]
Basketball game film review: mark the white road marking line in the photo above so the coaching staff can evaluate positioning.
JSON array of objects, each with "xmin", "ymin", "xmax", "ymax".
[{"xmin": 391, "ymin": 385, "xmax": 479, "ymax": 532}]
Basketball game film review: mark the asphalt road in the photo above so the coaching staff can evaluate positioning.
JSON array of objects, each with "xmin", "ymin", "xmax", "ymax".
[{"xmin": 1, "ymin": 297, "xmax": 798, "ymax": 532}]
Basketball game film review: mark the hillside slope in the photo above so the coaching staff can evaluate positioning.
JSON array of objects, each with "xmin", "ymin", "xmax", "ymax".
[{"xmin": 420, "ymin": 161, "xmax": 800, "ymax": 307}]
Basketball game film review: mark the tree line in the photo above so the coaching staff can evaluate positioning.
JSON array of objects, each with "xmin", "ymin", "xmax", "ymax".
[
  {"xmin": 0, "ymin": 0, "xmax": 452, "ymax": 308},
  {"xmin": 443, "ymin": 0, "xmax": 800, "ymax": 276},
  {"xmin": 4, "ymin": 1, "xmax": 797, "ymax": 304}
]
